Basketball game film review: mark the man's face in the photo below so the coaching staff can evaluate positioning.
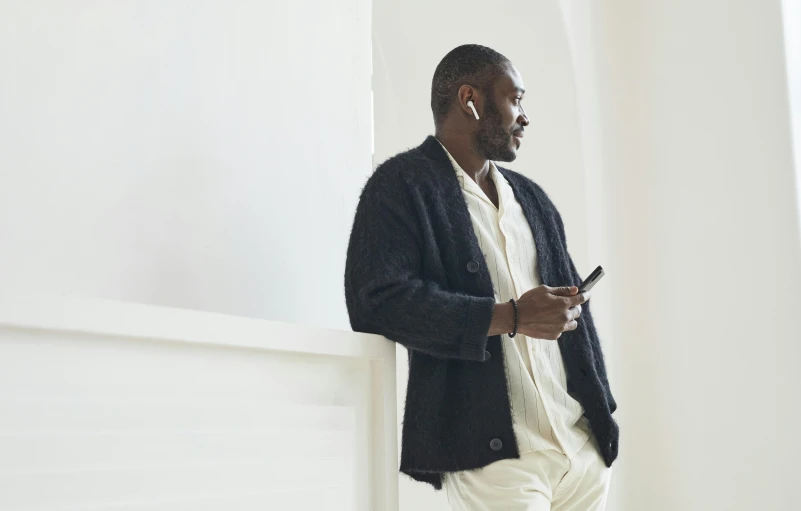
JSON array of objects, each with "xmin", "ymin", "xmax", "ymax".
[{"xmin": 474, "ymin": 64, "xmax": 529, "ymax": 162}]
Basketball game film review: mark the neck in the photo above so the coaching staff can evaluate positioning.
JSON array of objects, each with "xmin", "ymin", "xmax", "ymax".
[{"xmin": 435, "ymin": 129, "xmax": 491, "ymax": 184}]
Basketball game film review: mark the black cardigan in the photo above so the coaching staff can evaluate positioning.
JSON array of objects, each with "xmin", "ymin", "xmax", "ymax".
[{"xmin": 344, "ymin": 136, "xmax": 619, "ymax": 490}]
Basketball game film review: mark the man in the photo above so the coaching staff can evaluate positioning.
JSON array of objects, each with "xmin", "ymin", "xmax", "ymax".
[{"xmin": 344, "ymin": 44, "xmax": 618, "ymax": 510}]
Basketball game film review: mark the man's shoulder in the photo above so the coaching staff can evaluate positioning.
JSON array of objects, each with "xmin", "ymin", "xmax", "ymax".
[
  {"xmin": 362, "ymin": 142, "xmax": 435, "ymax": 193},
  {"xmin": 377, "ymin": 145, "xmax": 430, "ymax": 173}
]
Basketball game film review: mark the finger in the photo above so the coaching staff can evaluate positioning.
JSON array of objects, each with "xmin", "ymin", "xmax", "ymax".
[
  {"xmin": 565, "ymin": 291, "xmax": 590, "ymax": 307},
  {"xmin": 551, "ymin": 286, "xmax": 578, "ymax": 297},
  {"xmin": 570, "ymin": 305, "xmax": 582, "ymax": 320},
  {"xmin": 564, "ymin": 320, "xmax": 579, "ymax": 332}
]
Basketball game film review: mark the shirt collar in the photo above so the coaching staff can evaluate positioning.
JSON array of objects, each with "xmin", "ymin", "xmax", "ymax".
[{"xmin": 436, "ymin": 139, "xmax": 509, "ymax": 207}]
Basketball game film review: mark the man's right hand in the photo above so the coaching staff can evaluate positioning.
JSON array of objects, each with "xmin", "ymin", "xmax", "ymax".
[{"xmin": 516, "ymin": 285, "xmax": 589, "ymax": 340}]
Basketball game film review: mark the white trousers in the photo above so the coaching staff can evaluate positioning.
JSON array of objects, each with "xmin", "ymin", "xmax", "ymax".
[{"xmin": 443, "ymin": 435, "xmax": 612, "ymax": 511}]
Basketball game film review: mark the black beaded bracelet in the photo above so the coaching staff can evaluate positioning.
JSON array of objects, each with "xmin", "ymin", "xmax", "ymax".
[{"xmin": 508, "ymin": 298, "xmax": 519, "ymax": 337}]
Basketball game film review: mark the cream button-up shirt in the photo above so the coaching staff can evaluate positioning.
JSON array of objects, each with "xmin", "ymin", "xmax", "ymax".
[{"xmin": 439, "ymin": 141, "xmax": 591, "ymax": 457}]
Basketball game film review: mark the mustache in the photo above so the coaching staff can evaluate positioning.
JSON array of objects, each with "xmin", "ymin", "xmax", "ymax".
[{"xmin": 512, "ymin": 127, "xmax": 524, "ymax": 135}]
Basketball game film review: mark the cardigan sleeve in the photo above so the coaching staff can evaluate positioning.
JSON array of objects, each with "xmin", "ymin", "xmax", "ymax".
[{"xmin": 344, "ymin": 174, "xmax": 496, "ymax": 362}]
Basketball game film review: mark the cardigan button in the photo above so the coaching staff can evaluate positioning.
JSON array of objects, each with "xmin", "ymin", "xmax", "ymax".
[
  {"xmin": 483, "ymin": 350, "xmax": 491, "ymax": 362},
  {"xmin": 489, "ymin": 438, "xmax": 503, "ymax": 451},
  {"xmin": 466, "ymin": 260, "xmax": 480, "ymax": 273}
]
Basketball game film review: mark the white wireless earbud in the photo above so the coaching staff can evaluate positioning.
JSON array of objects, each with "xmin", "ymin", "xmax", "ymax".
[{"xmin": 467, "ymin": 100, "xmax": 480, "ymax": 120}]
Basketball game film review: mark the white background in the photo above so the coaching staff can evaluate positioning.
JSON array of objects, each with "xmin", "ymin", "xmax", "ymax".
[
  {"xmin": 374, "ymin": 0, "xmax": 801, "ymax": 510},
  {"xmin": 0, "ymin": 0, "xmax": 371, "ymax": 330},
  {"xmin": 2, "ymin": 0, "xmax": 801, "ymax": 509}
]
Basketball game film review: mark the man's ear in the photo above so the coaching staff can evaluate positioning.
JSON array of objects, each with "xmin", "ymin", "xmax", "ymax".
[{"xmin": 457, "ymin": 84, "xmax": 480, "ymax": 120}]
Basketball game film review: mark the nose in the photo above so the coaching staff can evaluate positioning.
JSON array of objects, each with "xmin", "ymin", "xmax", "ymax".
[{"xmin": 519, "ymin": 104, "xmax": 530, "ymax": 127}]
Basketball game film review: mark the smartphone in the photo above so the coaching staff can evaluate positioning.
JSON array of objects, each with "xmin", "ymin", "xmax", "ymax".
[{"xmin": 578, "ymin": 265, "xmax": 605, "ymax": 293}]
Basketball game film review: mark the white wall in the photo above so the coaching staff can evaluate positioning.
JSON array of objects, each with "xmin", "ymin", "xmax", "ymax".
[
  {"xmin": 0, "ymin": 293, "xmax": 398, "ymax": 510},
  {"xmin": 6, "ymin": 0, "xmax": 801, "ymax": 509},
  {"xmin": 563, "ymin": 0, "xmax": 801, "ymax": 509},
  {"xmin": 373, "ymin": 1, "xmax": 597, "ymax": 509},
  {"xmin": 0, "ymin": 0, "xmax": 372, "ymax": 330},
  {"xmin": 782, "ymin": 0, "xmax": 801, "ymax": 225},
  {"xmin": 377, "ymin": 0, "xmax": 801, "ymax": 510}
]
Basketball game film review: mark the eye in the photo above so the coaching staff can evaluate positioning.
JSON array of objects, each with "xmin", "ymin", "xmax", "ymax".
[{"xmin": 515, "ymin": 96, "xmax": 523, "ymax": 104}]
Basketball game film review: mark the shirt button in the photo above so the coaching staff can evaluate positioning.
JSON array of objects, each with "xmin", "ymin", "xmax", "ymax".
[
  {"xmin": 489, "ymin": 438, "xmax": 503, "ymax": 451},
  {"xmin": 466, "ymin": 261, "xmax": 480, "ymax": 273}
]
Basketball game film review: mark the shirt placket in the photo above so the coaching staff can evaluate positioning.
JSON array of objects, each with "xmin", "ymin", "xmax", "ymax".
[
  {"xmin": 496, "ymin": 178, "xmax": 529, "ymax": 357},
  {"xmin": 498, "ymin": 173, "xmax": 569, "ymax": 454}
]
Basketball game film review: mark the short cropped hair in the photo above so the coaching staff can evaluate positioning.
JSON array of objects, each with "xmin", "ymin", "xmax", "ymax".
[{"xmin": 430, "ymin": 44, "xmax": 510, "ymax": 126}]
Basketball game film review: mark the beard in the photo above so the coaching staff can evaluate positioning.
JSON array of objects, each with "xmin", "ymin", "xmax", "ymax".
[{"xmin": 474, "ymin": 98, "xmax": 517, "ymax": 162}]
